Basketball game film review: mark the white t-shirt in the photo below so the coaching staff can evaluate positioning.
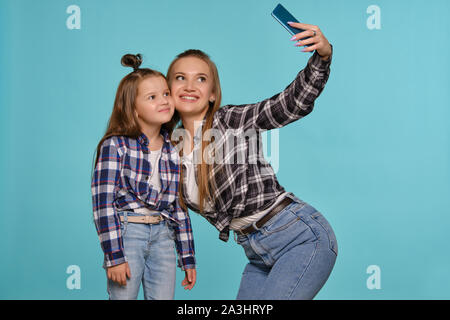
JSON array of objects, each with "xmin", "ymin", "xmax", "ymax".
[
  {"xmin": 148, "ymin": 146, "xmax": 162, "ymax": 192},
  {"xmin": 133, "ymin": 145, "xmax": 162, "ymax": 215},
  {"xmin": 229, "ymin": 192, "xmax": 289, "ymax": 230},
  {"xmin": 182, "ymin": 151, "xmax": 214, "ymax": 212}
]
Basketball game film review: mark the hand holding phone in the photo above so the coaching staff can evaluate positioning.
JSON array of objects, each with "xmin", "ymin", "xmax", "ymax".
[{"xmin": 271, "ymin": 3, "xmax": 312, "ymax": 46}]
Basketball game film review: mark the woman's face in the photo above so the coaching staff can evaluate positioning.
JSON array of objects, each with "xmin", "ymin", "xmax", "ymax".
[
  {"xmin": 169, "ymin": 56, "xmax": 216, "ymax": 118},
  {"xmin": 134, "ymin": 76, "xmax": 174, "ymax": 128}
]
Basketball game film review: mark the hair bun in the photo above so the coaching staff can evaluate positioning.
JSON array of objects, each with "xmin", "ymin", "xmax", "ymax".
[{"xmin": 121, "ymin": 53, "xmax": 143, "ymax": 71}]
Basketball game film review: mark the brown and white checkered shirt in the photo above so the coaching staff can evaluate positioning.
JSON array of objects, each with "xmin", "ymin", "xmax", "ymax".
[{"xmin": 180, "ymin": 50, "xmax": 332, "ymax": 242}]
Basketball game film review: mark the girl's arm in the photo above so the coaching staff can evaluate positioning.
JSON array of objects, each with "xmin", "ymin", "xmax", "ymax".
[
  {"xmin": 91, "ymin": 137, "xmax": 126, "ymax": 268},
  {"xmin": 171, "ymin": 196, "xmax": 196, "ymax": 271}
]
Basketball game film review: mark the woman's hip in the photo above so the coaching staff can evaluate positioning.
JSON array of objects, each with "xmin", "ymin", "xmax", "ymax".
[{"xmin": 235, "ymin": 199, "xmax": 338, "ymax": 266}]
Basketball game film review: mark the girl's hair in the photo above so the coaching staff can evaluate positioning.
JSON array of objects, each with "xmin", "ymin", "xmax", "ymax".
[
  {"xmin": 93, "ymin": 53, "xmax": 168, "ymax": 167},
  {"xmin": 166, "ymin": 49, "xmax": 222, "ymax": 213}
]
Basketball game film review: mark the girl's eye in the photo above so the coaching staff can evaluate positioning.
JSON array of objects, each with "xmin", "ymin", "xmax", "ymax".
[
  {"xmin": 148, "ymin": 95, "xmax": 155, "ymax": 100},
  {"xmin": 175, "ymin": 75, "xmax": 184, "ymax": 81},
  {"xmin": 163, "ymin": 92, "xmax": 170, "ymax": 97},
  {"xmin": 198, "ymin": 77, "xmax": 206, "ymax": 82}
]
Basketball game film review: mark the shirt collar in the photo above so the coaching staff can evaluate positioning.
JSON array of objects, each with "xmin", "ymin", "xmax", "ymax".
[
  {"xmin": 137, "ymin": 133, "xmax": 149, "ymax": 147},
  {"xmin": 137, "ymin": 128, "xmax": 170, "ymax": 147}
]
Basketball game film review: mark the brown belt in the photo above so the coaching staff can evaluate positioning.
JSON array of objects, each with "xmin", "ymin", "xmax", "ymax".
[
  {"xmin": 236, "ymin": 197, "xmax": 294, "ymax": 236},
  {"xmin": 120, "ymin": 215, "xmax": 163, "ymax": 224}
]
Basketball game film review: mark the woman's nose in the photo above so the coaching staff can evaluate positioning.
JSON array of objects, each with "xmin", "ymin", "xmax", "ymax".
[{"xmin": 185, "ymin": 79, "xmax": 196, "ymax": 91}]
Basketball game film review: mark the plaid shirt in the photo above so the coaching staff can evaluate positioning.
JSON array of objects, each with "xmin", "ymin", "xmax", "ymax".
[
  {"xmin": 91, "ymin": 129, "xmax": 195, "ymax": 270},
  {"xmin": 181, "ymin": 50, "xmax": 332, "ymax": 242}
]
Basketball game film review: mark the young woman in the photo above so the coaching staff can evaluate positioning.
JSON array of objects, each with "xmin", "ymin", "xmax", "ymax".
[
  {"xmin": 166, "ymin": 22, "xmax": 337, "ymax": 299},
  {"xmin": 91, "ymin": 54, "xmax": 196, "ymax": 300}
]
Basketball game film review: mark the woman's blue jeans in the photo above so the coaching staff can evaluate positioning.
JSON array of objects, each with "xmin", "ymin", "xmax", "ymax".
[
  {"xmin": 106, "ymin": 212, "xmax": 176, "ymax": 300},
  {"xmin": 235, "ymin": 197, "xmax": 338, "ymax": 300}
]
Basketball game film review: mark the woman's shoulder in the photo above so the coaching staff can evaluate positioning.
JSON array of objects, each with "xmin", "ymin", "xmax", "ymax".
[
  {"xmin": 213, "ymin": 105, "xmax": 237, "ymax": 129},
  {"xmin": 213, "ymin": 103, "xmax": 254, "ymax": 130}
]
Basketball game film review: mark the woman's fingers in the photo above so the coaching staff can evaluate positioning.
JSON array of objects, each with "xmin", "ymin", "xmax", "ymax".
[
  {"xmin": 287, "ymin": 22, "xmax": 332, "ymax": 58},
  {"xmin": 301, "ymin": 43, "xmax": 320, "ymax": 52},
  {"xmin": 287, "ymin": 21, "xmax": 317, "ymax": 31},
  {"xmin": 294, "ymin": 36, "xmax": 318, "ymax": 47},
  {"xmin": 290, "ymin": 29, "xmax": 317, "ymax": 42}
]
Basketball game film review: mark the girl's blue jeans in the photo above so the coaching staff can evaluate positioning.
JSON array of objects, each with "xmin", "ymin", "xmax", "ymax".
[
  {"xmin": 235, "ymin": 197, "xmax": 338, "ymax": 300},
  {"xmin": 106, "ymin": 212, "xmax": 176, "ymax": 300}
]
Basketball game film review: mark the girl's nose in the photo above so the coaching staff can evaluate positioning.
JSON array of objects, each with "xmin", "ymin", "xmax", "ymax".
[{"xmin": 160, "ymin": 95, "xmax": 169, "ymax": 105}]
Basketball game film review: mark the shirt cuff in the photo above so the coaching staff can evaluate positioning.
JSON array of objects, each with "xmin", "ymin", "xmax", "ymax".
[
  {"xmin": 179, "ymin": 255, "xmax": 196, "ymax": 271},
  {"xmin": 309, "ymin": 44, "xmax": 333, "ymax": 71},
  {"xmin": 103, "ymin": 250, "xmax": 127, "ymax": 269}
]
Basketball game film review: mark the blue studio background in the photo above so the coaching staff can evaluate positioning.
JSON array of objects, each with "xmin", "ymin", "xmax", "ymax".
[{"xmin": 1, "ymin": 0, "xmax": 449, "ymax": 300}]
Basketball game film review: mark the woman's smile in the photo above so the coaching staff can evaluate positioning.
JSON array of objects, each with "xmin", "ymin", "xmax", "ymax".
[
  {"xmin": 169, "ymin": 56, "xmax": 216, "ymax": 117},
  {"xmin": 180, "ymin": 94, "xmax": 199, "ymax": 102}
]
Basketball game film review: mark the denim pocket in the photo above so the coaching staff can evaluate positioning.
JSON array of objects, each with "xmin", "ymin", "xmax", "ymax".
[
  {"xmin": 235, "ymin": 233, "xmax": 249, "ymax": 245},
  {"xmin": 261, "ymin": 208, "xmax": 301, "ymax": 235},
  {"xmin": 310, "ymin": 212, "xmax": 338, "ymax": 256}
]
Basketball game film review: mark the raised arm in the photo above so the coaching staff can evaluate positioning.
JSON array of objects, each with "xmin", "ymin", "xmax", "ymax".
[{"xmin": 218, "ymin": 23, "xmax": 332, "ymax": 131}]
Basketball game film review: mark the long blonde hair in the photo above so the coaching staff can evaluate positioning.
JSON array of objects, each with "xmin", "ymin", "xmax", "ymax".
[{"xmin": 166, "ymin": 49, "xmax": 222, "ymax": 213}]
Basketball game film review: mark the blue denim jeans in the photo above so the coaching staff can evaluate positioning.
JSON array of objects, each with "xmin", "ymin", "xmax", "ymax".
[
  {"xmin": 107, "ymin": 212, "xmax": 176, "ymax": 300},
  {"xmin": 235, "ymin": 197, "xmax": 338, "ymax": 300}
]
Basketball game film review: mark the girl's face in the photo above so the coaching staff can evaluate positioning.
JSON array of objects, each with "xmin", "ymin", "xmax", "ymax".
[
  {"xmin": 134, "ymin": 76, "xmax": 174, "ymax": 128},
  {"xmin": 169, "ymin": 56, "xmax": 216, "ymax": 118}
]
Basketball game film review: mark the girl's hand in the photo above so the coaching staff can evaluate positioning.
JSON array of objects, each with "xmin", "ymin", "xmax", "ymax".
[
  {"xmin": 181, "ymin": 268, "xmax": 197, "ymax": 290},
  {"xmin": 107, "ymin": 262, "xmax": 131, "ymax": 286},
  {"xmin": 288, "ymin": 22, "xmax": 332, "ymax": 61}
]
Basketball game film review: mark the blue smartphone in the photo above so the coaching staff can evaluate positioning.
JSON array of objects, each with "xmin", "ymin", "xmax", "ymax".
[{"xmin": 271, "ymin": 3, "xmax": 311, "ymax": 45}]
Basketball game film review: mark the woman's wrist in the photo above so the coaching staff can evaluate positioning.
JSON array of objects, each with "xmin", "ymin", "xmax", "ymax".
[{"xmin": 319, "ymin": 53, "xmax": 331, "ymax": 61}]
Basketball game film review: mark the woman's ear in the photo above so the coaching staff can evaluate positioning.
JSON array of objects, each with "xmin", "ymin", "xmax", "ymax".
[{"xmin": 209, "ymin": 93, "xmax": 216, "ymax": 104}]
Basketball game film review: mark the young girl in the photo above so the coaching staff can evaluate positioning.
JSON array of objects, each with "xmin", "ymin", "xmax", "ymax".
[
  {"xmin": 91, "ymin": 53, "xmax": 196, "ymax": 300},
  {"xmin": 167, "ymin": 22, "xmax": 337, "ymax": 299}
]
